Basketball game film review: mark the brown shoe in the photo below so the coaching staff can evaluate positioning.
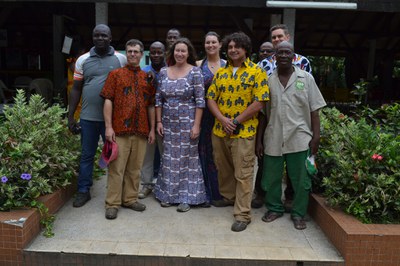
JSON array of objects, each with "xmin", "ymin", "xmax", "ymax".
[
  {"xmin": 262, "ymin": 211, "xmax": 283, "ymax": 223},
  {"xmin": 122, "ymin": 202, "xmax": 146, "ymax": 212}
]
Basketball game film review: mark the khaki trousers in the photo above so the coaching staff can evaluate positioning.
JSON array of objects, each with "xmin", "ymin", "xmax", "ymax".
[
  {"xmin": 105, "ymin": 135, "xmax": 147, "ymax": 209},
  {"xmin": 211, "ymin": 134, "xmax": 255, "ymax": 222}
]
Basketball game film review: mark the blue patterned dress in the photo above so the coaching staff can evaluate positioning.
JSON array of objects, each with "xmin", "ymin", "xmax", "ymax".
[
  {"xmin": 198, "ymin": 59, "xmax": 226, "ymax": 201},
  {"xmin": 154, "ymin": 66, "xmax": 207, "ymax": 205}
]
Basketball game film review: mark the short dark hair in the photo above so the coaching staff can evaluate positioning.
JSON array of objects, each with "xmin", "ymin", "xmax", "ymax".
[
  {"xmin": 167, "ymin": 28, "xmax": 181, "ymax": 36},
  {"xmin": 125, "ymin": 39, "xmax": 144, "ymax": 53},
  {"xmin": 222, "ymin": 32, "xmax": 252, "ymax": 57},
  {"xmin": 166, "ymin": 37, "xmax": 197, "ymax": 66},
  {"xmin": 270, "ymin": 24, "xmax": 289, "ymax": 35}
]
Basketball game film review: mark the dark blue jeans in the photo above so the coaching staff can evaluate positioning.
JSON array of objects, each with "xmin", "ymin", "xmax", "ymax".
[{"xmin": 78, "ymin": 119, "xmax": 105, "ymax": 193}]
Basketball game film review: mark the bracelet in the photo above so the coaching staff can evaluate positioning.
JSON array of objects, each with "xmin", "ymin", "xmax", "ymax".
[{"xmin": 157, "ymin": 121, "xmax": 162, "ymax": 123}]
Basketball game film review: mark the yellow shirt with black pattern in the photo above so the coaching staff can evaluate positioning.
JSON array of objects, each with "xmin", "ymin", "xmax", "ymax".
[{"xmin": 206, "ymin": 58, "xmax": 270, "ymax": 138}]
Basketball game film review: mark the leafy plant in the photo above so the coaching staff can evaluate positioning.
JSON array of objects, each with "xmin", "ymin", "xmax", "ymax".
[
  {"xmin": 0, "ymin": 90, "xmax": 80, "ymax": 236},
  {"xmin": 316, "ymin": 105, "xmax": 400, "ymax": 224}
]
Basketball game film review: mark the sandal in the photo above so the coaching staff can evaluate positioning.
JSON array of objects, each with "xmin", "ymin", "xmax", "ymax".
[
  {"xmin": 292, "ymin": 216, "xmax": 307, "ymax": 230},
  {"xmin": 262, "ymin": 211, "xmax": 283, "ymax": 223}
]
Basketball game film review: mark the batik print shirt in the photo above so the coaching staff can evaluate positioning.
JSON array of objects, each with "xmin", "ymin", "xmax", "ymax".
[
  {"xmin": 258, "ymin": 53, "xmax": 312, "ymax": 76},
  {"xmin": 100, "ymin": 65, "xmax": 155, "ymax": 137},
  {"xmin": 206, "ymin": 58, "xmax": 269, "ymax": 138}
]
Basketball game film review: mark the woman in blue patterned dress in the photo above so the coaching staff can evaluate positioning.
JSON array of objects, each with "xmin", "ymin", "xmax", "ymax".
[
  {"xmin": 196, "ymin": 32, "xmax": 226, "ymax": 204},
  {"xmin": 154, "ymin": 37, "xmax": 207, "ymax": 212}
]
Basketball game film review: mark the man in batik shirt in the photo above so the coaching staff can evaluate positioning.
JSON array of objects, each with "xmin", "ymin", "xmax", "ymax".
[{"xmin": 100, "ymin": 39, "xmax": 155, "ymax": 220}]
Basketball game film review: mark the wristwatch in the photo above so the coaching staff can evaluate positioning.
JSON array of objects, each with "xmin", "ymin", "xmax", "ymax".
[{"xmin": 233, "ymin": 118, "xmax": 239, "ymax": 125}]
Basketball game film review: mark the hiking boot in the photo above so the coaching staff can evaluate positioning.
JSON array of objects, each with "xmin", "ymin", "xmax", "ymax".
[
  {"xmin": 105, "ymin": 208, "xmax": 118, "ymax": 219},
  {"xmin": 138, "ymin": 186, "xmax": 152, "ymax": 199},
  {"xmin": 73, "ymin": 192, "xmax": 91, "ymax": 208},
  {"xmin": 231, "ymin": 220, "xmax": 250, "ymax": 232},
  {"xmin": 122, "ymin": 201, "xmax": 146, "ymax": 212}
]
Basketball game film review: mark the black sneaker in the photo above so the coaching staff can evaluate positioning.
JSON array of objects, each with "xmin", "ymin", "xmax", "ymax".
[{"xmin": 73, "ymin": 192, "xmax": 91, "ymax": 208}]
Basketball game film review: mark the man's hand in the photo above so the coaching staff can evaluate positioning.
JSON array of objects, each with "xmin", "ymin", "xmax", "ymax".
[
  {"xmin": 148, "ymin": 129, "xmax": 155, "ymax": 144},
  {"xmin": 105, "ymin": 127, "xmax": 116, "ymax": 142},
  {"xmin": 220, "ymin": 117, "xmax": 236, "ymax": 135},
  {"xmin": 68, "ymin": 117, "xmax": 80, "ymax": 134},
  {"xmin": 309, "ymin": 136, "xmax": 320, "ymax": 155},
  {"xmin": 255, "ymin": 141, "xmax": 264, "ymax": 159}
]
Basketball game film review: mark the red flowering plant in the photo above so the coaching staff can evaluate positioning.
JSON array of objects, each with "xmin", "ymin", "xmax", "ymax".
[
  {"xmin": 317, "ymin": 106, "xmax": 400, "ymax": 224},
  {"xmin": 0, "ymin": 91, "xmax": 80, "ymax": 236}
]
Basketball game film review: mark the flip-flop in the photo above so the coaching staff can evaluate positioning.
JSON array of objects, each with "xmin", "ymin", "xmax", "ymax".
[{"xmin": 292, "ymin": 216, "xmax": 307, "ymax": 230}]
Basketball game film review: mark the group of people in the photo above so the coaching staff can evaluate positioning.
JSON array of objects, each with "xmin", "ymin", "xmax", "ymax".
[{"xmin": 67, "ymin": 23, "xmax": 326, "ymax": 232}]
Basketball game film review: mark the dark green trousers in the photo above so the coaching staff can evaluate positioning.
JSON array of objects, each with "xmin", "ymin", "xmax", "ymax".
[{"xmin": 261, "ymin": 150, "xmax": 311, "ymax": 218}]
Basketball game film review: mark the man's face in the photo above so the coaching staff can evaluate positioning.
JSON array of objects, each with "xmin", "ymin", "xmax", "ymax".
[
  {"xmin": 149, "ymin": 45, "xmax": 165, "ymax": 66},
  {"xmin": 275, "ymin": 46, "xmax": 294, "ymax": 68},
  {"xmin": 227, "ymin": 40, "xmax": 246, "ymax": 66},
  {"xmin": 259, "ymin": 42, "xmax": 274, "ymax": 61},
  {"xmin": 271, "ymin": 29, "xmax": 289, "ymax": 47},
  {"xmin": 126, "ymin": 45, "xmax": 143, "ymax": 67},
  {"xmin": 93, "ymin": 26, "xmax": 112, "ymax": 51},
  {"xmin": 166, "ymin": 30, "xmax": 180, "ymax": 47}
]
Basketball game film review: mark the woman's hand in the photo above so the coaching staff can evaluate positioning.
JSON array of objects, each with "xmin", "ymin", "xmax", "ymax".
[
  {"xmin": 157, "ymin": 122, "xmax": 164, "ymax": 138},
  {"xmin": 190, "ymin": 124, "xmax": 200, "ymax": 139}
]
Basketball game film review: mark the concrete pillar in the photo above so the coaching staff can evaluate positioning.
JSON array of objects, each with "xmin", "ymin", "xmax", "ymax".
[
  {"xmin": 95, "ymin": 2, "xmax": 108, "ymax": 25},
  {"xmin": 270, "ymin": 14, "xmax": 282, "ymax": 28},
  {"xmin": 283, "ymin": 8, "xmax": 296, "ymax": 46}
]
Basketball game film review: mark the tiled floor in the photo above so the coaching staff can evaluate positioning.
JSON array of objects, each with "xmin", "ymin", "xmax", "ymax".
[{"xmin": 25, "ymin": 175, "xmax": 343, "ymax": 263}]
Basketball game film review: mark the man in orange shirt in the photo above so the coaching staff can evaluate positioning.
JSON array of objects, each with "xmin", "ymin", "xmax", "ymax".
[{"xmin": 100, "ymin": 39, "xmax": 155, "ymax": 220}]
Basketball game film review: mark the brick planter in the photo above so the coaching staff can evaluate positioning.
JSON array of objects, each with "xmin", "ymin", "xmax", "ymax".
[
  {"xmin": 309, "ymin": 194, "xmax": 400, "ymax": 266},
  {"xmin": 0, "ymin": 185, "xmax": 75, "ymax": 266}
]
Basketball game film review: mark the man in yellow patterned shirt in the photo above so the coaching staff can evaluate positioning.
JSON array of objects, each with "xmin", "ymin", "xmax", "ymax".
[{"xmin": 207, "ymin": 32, "xmax": 269, "ymax": 232}]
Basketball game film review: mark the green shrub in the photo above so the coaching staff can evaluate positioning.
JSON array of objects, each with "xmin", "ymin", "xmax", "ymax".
[
  {"xmin": 317, "ymin": 105, "xmax": 400, "ymax": 224},
  {"xmin": 0, "ymin": 91, "xmax": 80, "ymax": 236}
]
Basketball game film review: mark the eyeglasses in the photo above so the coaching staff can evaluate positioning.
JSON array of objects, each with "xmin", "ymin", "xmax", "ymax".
[{"xmin": 260, "ymin": 49, "xmax": 275, "ymax": 54}]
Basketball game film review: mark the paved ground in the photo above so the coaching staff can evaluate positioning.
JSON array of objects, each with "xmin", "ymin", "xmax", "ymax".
[{"xmin": 25, "ymin": 175, "xmax": 343, "ymax": 263}]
